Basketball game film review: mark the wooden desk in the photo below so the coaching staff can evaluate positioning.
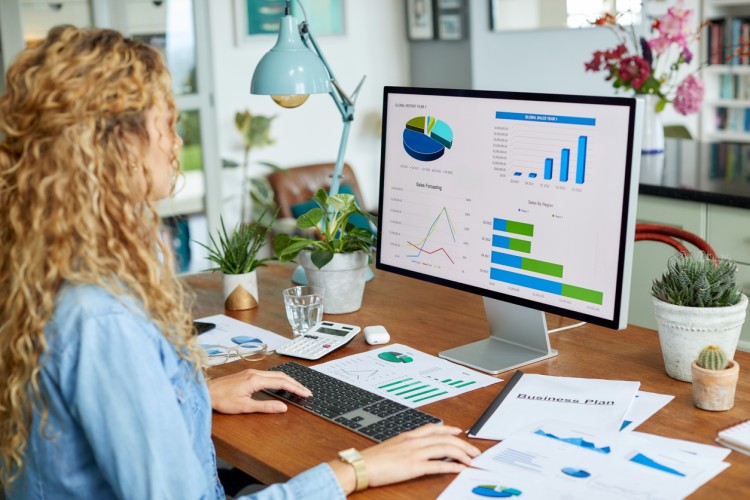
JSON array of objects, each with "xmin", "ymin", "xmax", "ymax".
[{"xmin": 186, "ymin": 264, "xmax": 750, "ymax": 498}]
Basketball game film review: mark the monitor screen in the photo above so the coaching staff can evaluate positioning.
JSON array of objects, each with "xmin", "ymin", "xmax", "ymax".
[{"xmin": 376, "ymin": 87, "xmax": 642, "ymax": 373}]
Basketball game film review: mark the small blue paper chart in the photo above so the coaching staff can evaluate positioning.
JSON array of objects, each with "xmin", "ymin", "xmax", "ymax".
[
  {"xmin": 403, "ymin": 116, "xmax": 453, "ymax": 161},
  {"xmin": 561, "ymin": 467, "xmax": 591, "ymax": 478},
  {"xmin": 471, "ymin": 484, "xmax": 523, "ymax": 497}
]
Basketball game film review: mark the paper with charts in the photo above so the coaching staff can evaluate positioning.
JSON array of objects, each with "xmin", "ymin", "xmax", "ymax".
[
  {"xmin": 196, "ymin": 314, "xmax": 290, "ymax": 363},
  {"xmin": 312, "ymin": 343, "xmax": 501, "ymax": 408},
  {"xmin": 457, "ymin": 420, "xmax": 730, "ymax": 500}
]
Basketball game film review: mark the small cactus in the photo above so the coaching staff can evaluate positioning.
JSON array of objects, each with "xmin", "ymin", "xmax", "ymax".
[{"xmin": 697, "ymin": 345, "xmax": 728, "ymax": 370}]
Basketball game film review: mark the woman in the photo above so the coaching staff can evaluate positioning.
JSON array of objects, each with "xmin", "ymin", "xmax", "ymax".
[{"xmin": 0, "ymin": 26, "xmax": 479, "ymax": 499}]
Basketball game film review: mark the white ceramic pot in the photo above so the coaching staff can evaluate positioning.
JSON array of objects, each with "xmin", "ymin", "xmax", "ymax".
[
  {"xmin": 299, "ymin": 250, "xmax": 368, "ymax": 314},
  {"xmin": 222, "ymin": 271, "xmax": 259, "ymax": 310},
  {"xmin": 652, "ymin": 294, "xmax": 748, "ymax": 382}
]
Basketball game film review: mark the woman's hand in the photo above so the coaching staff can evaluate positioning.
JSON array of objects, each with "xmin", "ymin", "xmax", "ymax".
[
  {"xmin": 207, "ymin": 369, "xmax": 312, "ymax": 414},
  {"xmin": 328, "ymin": 424, "xmax": 481, "ymax": 495}
]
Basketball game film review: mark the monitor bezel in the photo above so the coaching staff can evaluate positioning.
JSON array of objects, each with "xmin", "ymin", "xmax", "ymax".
[{"xmin": 375, "ymin": 86, "xmax": 639, "ymax": 330}]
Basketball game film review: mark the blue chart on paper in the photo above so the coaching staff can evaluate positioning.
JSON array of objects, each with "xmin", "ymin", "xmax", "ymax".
[
  {"xmin": 534, "ymin": 429, "xmax": 611, "ymax": 454},
  {"xmin": 231, "ymin": 336, "xmax": 263, "ymax": 345},
  {"xmin": 471, "ymin": 484, "xmax": 523, "ymax": 497},
  {"xmin": 630, "ymin": 453, "xmax": 686, "ymax": 477},
  {"xmin": 402, "ymin": 116, "xmax": 453, "ymax": 161},
  {"xmin": 561, "ymin": 467, "xmax": 591, "ymax": 478}
]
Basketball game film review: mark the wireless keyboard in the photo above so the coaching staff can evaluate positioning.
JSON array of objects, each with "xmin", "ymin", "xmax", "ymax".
[{"xmin": 265, "ymin": 361, "xmax": 442, "ymax": 442}]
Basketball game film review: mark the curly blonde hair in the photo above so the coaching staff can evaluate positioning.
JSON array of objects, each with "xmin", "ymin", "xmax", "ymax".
[{"xmin": 0, "ymin": 25, "xmax": 203, "ymax": 485}]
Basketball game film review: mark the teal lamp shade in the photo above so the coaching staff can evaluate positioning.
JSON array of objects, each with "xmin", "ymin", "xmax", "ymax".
[{"xmin": 251, "ymin": 14, "xmax": 332, "ymax": 106}]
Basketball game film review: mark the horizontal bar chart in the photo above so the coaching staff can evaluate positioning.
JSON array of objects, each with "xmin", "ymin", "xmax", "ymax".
[
  {"xmin": 493, "ymin": 218, "xmax": 534, "ymax": 237},
  {"xmin": 491, "ymin": 251, "xmax": 563, "ymax": 278},
  {"xmin": 492, "ymin": 234, "xmax": 531, "ymax": 253},
  {"xmin": 490, "ymin": 268, "xmax": 603, "ymax": 305}
]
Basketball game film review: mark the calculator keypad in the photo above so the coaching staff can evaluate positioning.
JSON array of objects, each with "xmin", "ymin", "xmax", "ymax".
[{"xmin": 277, "ymin": 334, "xmax": 345, "ymax": 360}]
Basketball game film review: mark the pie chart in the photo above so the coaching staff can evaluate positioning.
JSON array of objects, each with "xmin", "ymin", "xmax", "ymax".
[
  {"xmin": 378, "ymin": 351, "xmax": 414, "ymax": 363},
  {"xmin": 403, "ymin": 115, "xmax": 453, "ymax": 161},
  {"xmin": 471, "ymin": 484, "xmax": 522, "ymax": 497},
  {"xmin": 561, "ymin": 467, "xmax": 591, "ymax": 478}
]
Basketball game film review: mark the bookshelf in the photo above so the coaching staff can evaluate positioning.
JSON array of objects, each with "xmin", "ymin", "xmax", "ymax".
[{"xmin": 702, "ymin": 1, "xmax": 750, "ymax": 142}]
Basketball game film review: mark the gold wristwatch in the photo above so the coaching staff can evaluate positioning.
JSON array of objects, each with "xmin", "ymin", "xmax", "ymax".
[{"xmin": 338, "ymin": 448, "xmax": 368, "ymax": 492}]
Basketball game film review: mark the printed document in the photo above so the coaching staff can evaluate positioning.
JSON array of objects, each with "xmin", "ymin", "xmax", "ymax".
[
  {"xmin": 465, "ymin": 420, "xmax": 730, "ymax": 500},
  {"xmin": 469, "ymin": 372, "xmax": 639, "ymax": 440},
  {"xmin": 196, "ymin": 314, "xmax": 290, "ymax": 362},
  {"xmin": 312, "ymin": 343, "xmax": 501, "ymax": 408},
  {"xmin": 620, "ymin": 391, "xmax": 674, "ymax": 431}
]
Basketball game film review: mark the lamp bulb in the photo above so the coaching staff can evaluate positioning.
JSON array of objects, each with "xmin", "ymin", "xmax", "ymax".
[{"xmin": 271, "ymin": 94, "xmax": 309, "ymax": 108}]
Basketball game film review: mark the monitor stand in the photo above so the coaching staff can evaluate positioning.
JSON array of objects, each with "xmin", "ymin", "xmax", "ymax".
[{"xmin": 439, "ymin": 297, "xmax": 558, "ymax": 374}]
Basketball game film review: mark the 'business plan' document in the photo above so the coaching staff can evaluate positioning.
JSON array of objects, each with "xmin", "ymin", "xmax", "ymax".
[{"xmin": 469, "ymin": 371, "xmax": 640, "ymax": 440}]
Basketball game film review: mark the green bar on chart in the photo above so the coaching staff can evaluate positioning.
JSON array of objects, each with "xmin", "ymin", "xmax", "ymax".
[
  {"xmin": 379, "ymin": 378, "xmax": 413, "ymax": 389},
  {"xmin": 405, "ymin": 388, "xmax": 439, "ymax": 399},
  {"xmin": 456, "ymin": 381, "xmax": 476, "ymax": 388},
  {"xmin": 413, "ymin": 391, "xmax": 449, "ymax": 403},
  {"xmin": 396, "ymin": 384, "xmax": 430, "ymax": 396}
]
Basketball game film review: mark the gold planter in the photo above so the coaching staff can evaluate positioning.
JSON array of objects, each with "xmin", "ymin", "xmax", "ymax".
[{"xmin": 222, "ymin": 271, "xmax": 259, "ymax": 311}]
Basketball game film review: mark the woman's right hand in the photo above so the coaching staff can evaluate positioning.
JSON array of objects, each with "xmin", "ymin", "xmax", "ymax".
[{"xmin": 328, "ymin": 423, "xmax": 481, "ymax": 495}]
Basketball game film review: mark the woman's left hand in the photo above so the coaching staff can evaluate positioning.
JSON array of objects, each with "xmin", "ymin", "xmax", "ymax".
[{"xmin": 207, "ymin": 369, "xmax": 312, "ymax": 414}]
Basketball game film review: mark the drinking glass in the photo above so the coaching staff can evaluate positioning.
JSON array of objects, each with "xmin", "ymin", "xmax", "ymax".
[{"xmin": 283, "ymin": 286, "xmax": 324, "ymax": 336}]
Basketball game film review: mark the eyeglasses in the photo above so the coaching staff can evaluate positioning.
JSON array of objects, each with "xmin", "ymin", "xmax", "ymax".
[{"xmin": 202, "ymin": 342, "xmax": 268, "ymax": 366}]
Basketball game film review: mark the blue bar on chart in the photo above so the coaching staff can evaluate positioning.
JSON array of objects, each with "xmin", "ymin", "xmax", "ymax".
[
  {"xmin": 560, "ymin": 148, "xmax": 570, "ymax": 182},
  {"xmin": 544, "ymin": 158, "xmax": 553, "ymax": 180},
  {"xmin": 529, "ymin": 173, "xmax": 537, "ymax": 178},
  {"xmin": 576, "ymin": 136, "xmax": 587, "ymax": 184},
  {"xmin": 513, "ymin": 172, "xmax": 522, "ymax": 177}
]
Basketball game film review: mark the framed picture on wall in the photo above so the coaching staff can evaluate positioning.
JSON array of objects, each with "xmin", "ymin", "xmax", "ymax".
[
  {"xmin": 438, "ymin": 14, "xmax": 462, "ymax": 40},
  {"xmin": 406, "ymin": 0, "xmax": 434, "ymax": 40},
  {"xmin": 234, "ymin": 0, "xmax": 345, "ymax": 46}
]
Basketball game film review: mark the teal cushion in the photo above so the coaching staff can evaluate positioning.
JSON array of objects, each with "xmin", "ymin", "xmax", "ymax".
[{"xmin": 290, "ymin": 184, "xmax": 372, "ymax": 232}]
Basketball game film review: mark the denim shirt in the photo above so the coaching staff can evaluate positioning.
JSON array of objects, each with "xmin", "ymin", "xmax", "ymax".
[{"xmin": 7, "ymin": 284, "xmax": 345, "ymax": 500}]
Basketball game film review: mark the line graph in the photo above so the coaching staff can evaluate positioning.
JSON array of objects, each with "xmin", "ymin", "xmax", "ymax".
[{"xmin": 406, "ymin": 206, "xmax": 457, "ymax": 263}]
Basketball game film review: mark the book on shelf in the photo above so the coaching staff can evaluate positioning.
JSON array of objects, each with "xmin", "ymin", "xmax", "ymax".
[
  {"xmin": 716, "ymin": 418, "xmax": 750, "ymax": 456},
  {"xmin": 706, "ymin": 16, "xmax": 750, "ymax": 66}
]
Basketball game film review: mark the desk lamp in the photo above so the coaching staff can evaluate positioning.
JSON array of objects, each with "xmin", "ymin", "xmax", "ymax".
[{"xmin": 251, "ymin": 0, "xmax": 372, "ymax": 284}]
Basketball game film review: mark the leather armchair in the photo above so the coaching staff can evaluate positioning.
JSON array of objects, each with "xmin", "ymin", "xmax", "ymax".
[{"xmin": 267, "ymin": 162, "xmax": 366, "ymax": 218}]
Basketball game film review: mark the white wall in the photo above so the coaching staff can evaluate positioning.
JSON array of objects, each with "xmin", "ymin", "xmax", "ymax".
[
  {"xmin": 209, "ymin": 0, "xmax": 410, "ymax": 212},
  {"xmin": 469, "ymin": 0, "xmax": 700, "ymax": 135}
]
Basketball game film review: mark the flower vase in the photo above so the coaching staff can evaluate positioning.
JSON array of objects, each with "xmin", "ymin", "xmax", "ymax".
[{"xmin": 639, "ymin": 94, "xmax": 665, "ymax": 185}]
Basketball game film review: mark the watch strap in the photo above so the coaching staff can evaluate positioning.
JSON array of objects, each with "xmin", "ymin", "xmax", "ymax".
[{"xmin": 338, "ymin": 448, "xmax": 368, "ymax": 492}]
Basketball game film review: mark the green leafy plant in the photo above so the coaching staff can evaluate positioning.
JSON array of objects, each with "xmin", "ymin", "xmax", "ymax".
[
  {"xmin": 196, "ymin": 213, "xmax": 277, "ymax": 274},
  {"xmin": 234, "ymin": 110, "xmax": 276, "ymax": 223},
  {"xmin": 696, "ymin": 345, "xmax": 729, "ymax": 371},
  {"xmin": 651, "ymin": 252, "xmax": 742, "ymax": 307},
  {"xmin": 273, "ymin": 188, "xmax": 376, "ymax": 270}
]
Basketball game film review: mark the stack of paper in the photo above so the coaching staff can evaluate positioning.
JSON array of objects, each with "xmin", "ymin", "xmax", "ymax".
[
  {"xmin": 440, "ymin": 420, "xmax": 731, "ymax": 499},
  {"xmin": 468, "ymin": 371, "xmax": 672, "ymax": 440}
]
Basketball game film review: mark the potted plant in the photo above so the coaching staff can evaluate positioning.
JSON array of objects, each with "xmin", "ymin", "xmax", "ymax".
[
  {"xmin": 232, "ymin": 110, "xmax": 275, "ymax": 223},
  {"xmin": 651, "ymin": 252, "xmax": 747, "ymax": 382},
  {"xmin": 273, "ymin": 189, "xmax": 376, "ymax": 314},
  {"xmin": 692, "ymin": 345, "xmax": 740, "ymax": 411},
  {"xmin": 197, "ymin": 213, "xmax": 276, "ymax": 310}
]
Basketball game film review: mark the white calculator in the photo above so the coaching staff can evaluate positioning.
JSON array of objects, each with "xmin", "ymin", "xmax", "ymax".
[{"xmin": 276, "ymin": 321, "xmax": 361, "ymax": 360}]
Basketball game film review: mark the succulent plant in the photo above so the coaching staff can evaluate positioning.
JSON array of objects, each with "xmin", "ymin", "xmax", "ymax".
[
  {"xmin": 696, "ymin": 345, "xmax": 729, "ymax": 371},
  {"xmin": 651, "ymin": 252, "xmax": 742, "ymax": 307}
]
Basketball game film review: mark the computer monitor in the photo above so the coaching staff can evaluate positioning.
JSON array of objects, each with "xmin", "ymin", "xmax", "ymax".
[{"xmin": 376, "ymin": 86, "xmax": 642, "ymax": 374}]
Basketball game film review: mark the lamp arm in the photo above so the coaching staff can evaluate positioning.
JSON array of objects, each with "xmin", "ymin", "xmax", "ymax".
[{"xmin": 301, "ymin": 26, "xmax": 354, "ymax": 111}]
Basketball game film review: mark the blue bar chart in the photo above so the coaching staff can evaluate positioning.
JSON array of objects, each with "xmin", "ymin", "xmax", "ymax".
[{"xmin": 494, "ymin": 111, "xmax": 595, "ymax": 185}]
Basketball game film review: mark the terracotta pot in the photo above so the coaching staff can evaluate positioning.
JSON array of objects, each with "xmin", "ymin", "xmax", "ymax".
[
  {"xmin": 691, "ymin": 360, "xmax": 740, "ymax": 411},
  {"xmin": 222, "ymin": 271, "xmax": 259, "ymax": 310}
]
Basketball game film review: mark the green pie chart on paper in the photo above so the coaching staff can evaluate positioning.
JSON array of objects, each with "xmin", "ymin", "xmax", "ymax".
[{"xmin": 378, "ymin": 352, "xmax": 414, "ymax": 363}]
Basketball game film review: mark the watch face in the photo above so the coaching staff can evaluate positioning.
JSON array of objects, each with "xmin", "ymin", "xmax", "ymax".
[{"xmin": 340, "ymin": 448, "xmax": 363, "ymax": 462}]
